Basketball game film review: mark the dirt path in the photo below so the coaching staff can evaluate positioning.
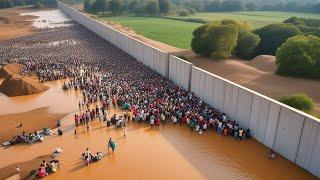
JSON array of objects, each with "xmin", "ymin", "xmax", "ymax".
[{"xmin": 0, "ymin": 6, "xmax": 38, "ymax": 40}]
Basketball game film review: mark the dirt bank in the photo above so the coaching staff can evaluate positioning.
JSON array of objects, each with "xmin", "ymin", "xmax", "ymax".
[
  {"xmin": 0, "ymin": 154, "xmax": 51, "ymax": 180},
  {"xmin": 0, "ymin": 63, "xmax": 23, "ymax": 78},
  {"xmin": 0, "ymin": 63, "xmax": 49, "ymax": 97},
  {"xmin": 0, "ymin": 6, "xmax": 38, "ymax": 40},
  {"xmin": 187, "ymin": 54, "xmax": 320, "ymax": 115},
  {"xmin": 0, "ymin": 75, "xmax": 49, "ymax": 97},
  {"xmin": 0, "ymin": 107, "xmax": 65, "ymax": 143}
]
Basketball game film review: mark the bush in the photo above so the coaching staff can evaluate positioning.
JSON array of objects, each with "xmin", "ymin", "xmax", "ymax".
[
  {"xmin": 34, "ymin": 1, "xmax": 43, "ymax": 9},
  {"xmin": 279, "ymin": 94, "xmax": 314, "ymax": 112},
  {"xmin": 187, "ymin": 8, "xmax": 196, "ymax": 15},
  {"xmin": 179, "ymin": 9, "xmax": 189, "ymax": 16},
  {"xmin": 191, "ymin": 24, "xmax": 209, "ymax": 54},
  {"xmin": 191, "ymin": 22, "xmax": 238, "ymax": 59},
  {"xmin": 234, "ymin": 30, "xmax": 260, "ymax": 59},
  {"xmin": 253, "ymin": 23, "xmax": 301, "ymax": 55},
  {"xmin": 276, "ymin": 35, "xmax": 320, "ymax": 78}
]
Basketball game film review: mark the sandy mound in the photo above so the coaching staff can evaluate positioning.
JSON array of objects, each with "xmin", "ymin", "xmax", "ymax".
[
  {"xmin": 0, "ymin": 107, "xmax": 65, "ymax": 143},
  {"xmin": 0, "ymin": 75, "xmax": 49, "ymax": 96},
  {"xmin": 0, "ymin": 154, "xmax": 51, "ymax": 180},
  {"xmin": 0, "ymin": 63, "xmax": 23, "ymax": 78},
  {"xmin": 247, "ymin": 55, "xmax": 277, "ymax": 73}
]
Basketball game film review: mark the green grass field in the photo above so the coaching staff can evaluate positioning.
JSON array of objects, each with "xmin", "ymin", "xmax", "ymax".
[
  {"xmin": 171, "ymin": 11, "xmax": 320, "ymax": 29},
  {"xmin": 104, "ymin": 17, "xmax": 201, "ymax": 49},
  {"xmin": 103, "ymin": 11, "xmax": 320, "ymax": 49}
]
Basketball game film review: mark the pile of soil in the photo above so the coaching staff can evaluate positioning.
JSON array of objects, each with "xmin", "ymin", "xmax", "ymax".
[
  {"xmin": 0, "ymin": 75, "xmax": 49, "ymax": 97},
  {"xmin": 247, "ymin": 55, "xmax": 277, "ymax": 73},
  {"xmin": 0, "ymin": 154, "xmax": 51, "ymax": 180},
  {"xmin": 0, "ymin": 107, "xmax": 66, "ymax": 143},
  {"xmin": 0, "ymin": 63, "xmax": 23, "ymax": 78}
]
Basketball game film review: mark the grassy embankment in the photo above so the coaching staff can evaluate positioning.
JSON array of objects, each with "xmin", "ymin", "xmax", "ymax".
[{"xmin": 103, "ymin": 11, "xmax": 320, "ymax": 49}]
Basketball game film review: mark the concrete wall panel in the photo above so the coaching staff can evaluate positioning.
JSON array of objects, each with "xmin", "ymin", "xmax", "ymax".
[
  {"xmin": 296, "ymin": 117, "xmax": 319, "ymax": 170},
  {"xmin": 212, "ymin": 77, "xmax": 225, "ymax": 111},
  {"xmin": 236, "ymin": 88, "xmax": 253, "ymax": 129},
  {"xmin": 250, "ymin": 95, "xmax": 262, "ymax": 139},
  {"xmin": 223, "ymin": 82, "xmax": 238, "ymax": 120},
  {"xmin": 198, "ymin": 70, "xmax": 206, "ymax": 100},
  {"xmin": 204, "ymin": 73, "xmax": 213, "ymax": 104},
  {"xmin": 264, "ymin": 102, "xmax": 280, "ymax": 148},
  {"xmin": 309, "ymin": 127, "xmax": 320, "ymax": 177},
  {"xmin": 274, "ymin": 108, "xmax": 305, "ymax": 161}
]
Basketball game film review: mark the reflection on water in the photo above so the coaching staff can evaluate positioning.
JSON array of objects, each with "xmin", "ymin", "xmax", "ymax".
[
  {"xmin": 20, "ymin": 10, "xmax": 73, "ymax": 29},
  {"xmin": 0, "ymin": 80, "xmax": 81, "ymax": 115}
]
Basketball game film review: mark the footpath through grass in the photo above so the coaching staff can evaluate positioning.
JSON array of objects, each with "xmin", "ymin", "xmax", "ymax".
[{"xmin": 103, "ymin": 16, "xmax": 201, "ymax": 49}]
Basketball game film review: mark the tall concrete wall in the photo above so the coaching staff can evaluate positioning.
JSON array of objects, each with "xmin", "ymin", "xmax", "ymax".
[
  {"xmin": 168, "ymin": 56, "xmax": 193, "ymax": 90},
  {"xmin": 190, "ymin": 67, "xmax": 320, "ymax": 177},
  {"xmin": 58, "ymin": 2, "xmax": 320, "ymax": 177},
  {"xmin": 57, "ymin": 1, "xmax": 169, "ymax": 78}
]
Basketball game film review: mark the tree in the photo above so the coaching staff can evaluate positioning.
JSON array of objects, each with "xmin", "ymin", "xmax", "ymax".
[
  {"xmin": 179, "ymin": 9, "xmax": 189, "ymax": 16},
  {"xmin": 0, "ymin": 0, "xmax": 14, "ymax": 8},
  {"xmin": 185, "ymin": 0, "xmax": 203, "ymax": 12},
  {"xmin": 94, "ymin": 0, "xmax": 108, "ymax": 14},
  {"xmin": 84, "ymin": 0, "xmax": 93, "ymax": 12},
  {"xmin": 191, "ymin": 23, "xmax": 209, "ymax": 54},
  {"xmin": 246, "ymin": 2, "xmax": 258, "ymax": 11},
  {"xmin": 109, "ymin": 0, "xmax": 123, "ymax": 15},
  {"xmin": 279, "ymin": 94, "xmax": 314, "ymax": 112},
  {"xmin": 276, "ymin": 35, "xmax": 320, "ymax": 78},
  {"xmin": 128, "ymin": 0, "xmax": 138, "ymax": 11},
  {"xmin": 220, "ymin": 0, "xmax": 245, "ymax": 12},
  {"xmin": 34, "ymin": 1, "xmax": 43, "ymax": 8},
  {"xmin": 14, "ymin": 0, "xmax": 25, "ymax": 6},
  {"xmin": 253, "ymin": 23, "xmax": 301, "ymax": 55},
  {"xmin": 191, "ymin": 22, "xmax": 238, "ymax": 59},
  {"xmin": 206, "ymin": 0, "xmax": 221, "ymax": 12},
  {"xmin": 144, "ymin": 0, "xmax": 159, "ymax": 15},
  {"xmin": 234, "ymin": 30, "xmax": 260, "ymax": 59},
  {"xmin": 158, "ymin": 0, "xmax": 171, "ymax": 14}
]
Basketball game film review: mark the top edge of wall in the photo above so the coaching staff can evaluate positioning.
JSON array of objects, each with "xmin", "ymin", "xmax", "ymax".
[
  {"xmin": 192, "ymin": 66, "xmax": 320, "ymax": 123},
  {"xmin": 169, "ymin": 55, "xmax": 193, "ymax": 65},
  {"xmin": 58, "ymin": 1, "xmax": 167, "ymax": 54}
]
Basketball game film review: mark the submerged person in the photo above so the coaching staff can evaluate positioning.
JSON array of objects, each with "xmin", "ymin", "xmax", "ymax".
[
  {"xmin": 57, "ymin": 120, "xmax": 61, "ymax": 127},
  {"xmin": 123, "ymin": 127, "xmax": 127, "ymax": 137},
  {"xmin": 108, "ymin": 138, "xmax": 116, "ymax": 153}
]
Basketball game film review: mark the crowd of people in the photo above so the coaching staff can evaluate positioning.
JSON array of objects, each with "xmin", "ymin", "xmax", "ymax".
[{"xmin": 0, "ymin": 23, "xmax": 251, "ymax": 141}]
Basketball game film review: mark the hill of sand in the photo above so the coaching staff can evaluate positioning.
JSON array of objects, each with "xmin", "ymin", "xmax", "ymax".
[
  {"xmin": 0, "ymin": 75, "xmax": 49, "ymax": 97},
  {"xmin": 0, "ymin": 63, "xmax": 23, "ymax": 78},
  {"xmin": 247, "ymin": 55, "xmax": 277, "ymax": 73},
  {"xmin": 0, "ymin": 154, "xmax": 51, "ymax": 180},
  {"xmin": 0, "ymin": 107, "xmax": 65, "ymax": 143},
  {"xmin": 189, "ymin": 55, "xmax": 320, "ymax": 115}
]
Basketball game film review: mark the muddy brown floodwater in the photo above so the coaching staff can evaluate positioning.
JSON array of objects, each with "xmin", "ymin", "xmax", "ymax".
[
  {"xmin": 0, "ymin": 8, "xmax": 317, "ymax": 180},
  {"xmin": 0, "ymin": 80, "xmax": 316, "ymax": 180}
]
